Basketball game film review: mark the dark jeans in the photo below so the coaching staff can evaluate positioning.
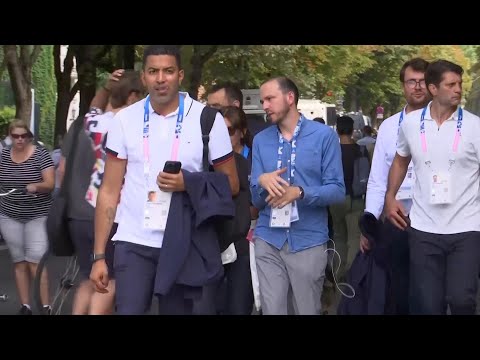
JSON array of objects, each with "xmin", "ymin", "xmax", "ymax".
[
  {"xmin": 382, "ymin": 219, "xmax": 410, "ymax": 315},
  {"xmin": 114, "ymin": 241, "xmax": 194, "ymax": 315},
  {"xmin": 224, "ymin": 254, "xmax": 254, "ymax": 315},
  {"xmin": 408, "ymin": 228, "xmax": 480, "ymax": 315},
  {"xmin": 192, "ymin": 254, "xmax": 253, "ymax": 315},
  {"xmin": 69, "ymin": 220, "xmax": 116, "ymax": 279}
]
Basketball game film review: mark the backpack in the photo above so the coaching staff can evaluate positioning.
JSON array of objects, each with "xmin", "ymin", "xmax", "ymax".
[
  {"xmin": 352, "ymin": 145, "xmax": 370, "ymax": 198},
  {"xmin": 200, "ymin": 106, "xmax": 251, "ymax": 253}
]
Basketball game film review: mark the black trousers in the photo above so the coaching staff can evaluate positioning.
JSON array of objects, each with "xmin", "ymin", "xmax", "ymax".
[
  {"xmin": 408, "ymin": 228, "xmax": 480, "ymax": 315},
  {"xmin": 381, "ymin": 219, "xmax": 410, "ymax": 315}
]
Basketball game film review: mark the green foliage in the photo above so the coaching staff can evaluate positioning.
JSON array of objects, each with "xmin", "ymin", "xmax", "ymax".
[
  {"xmin": 32, "ymin": 45, "xmax": 56, "ymax": 148},
  {"xmin": 0, "ymin": 105, "xmax": 15, "ymax": 136},
  {"xmin": 345, "ymin": 45, "xmax": 419, "ymax": 116}
]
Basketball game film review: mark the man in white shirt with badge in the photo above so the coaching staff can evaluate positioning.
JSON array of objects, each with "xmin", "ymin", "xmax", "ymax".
[
  {"xmin": 360, "ymin": 58, "xmax": 430, "ymax": 314},
  {"xmin": 90, "ymin": 45, "xmax": 239, "ymax": 315},
  {"xmin": 385, "ymin": 59, "xmax": 480, "ymax": 315}
]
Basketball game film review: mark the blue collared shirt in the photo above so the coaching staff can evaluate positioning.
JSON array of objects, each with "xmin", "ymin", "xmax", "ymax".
[{"xmin": 251, "ymin": 118, "xmax": 345, "ymax": 252}]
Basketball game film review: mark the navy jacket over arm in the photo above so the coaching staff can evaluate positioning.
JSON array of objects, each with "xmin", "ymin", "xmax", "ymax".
[
  {"xmin": 154, "ymin": 170, "xmax": 235, "ymax": 297},
  {"xmin": 337, "ymin": 220, "xmax": 393, "ymax": 315}
]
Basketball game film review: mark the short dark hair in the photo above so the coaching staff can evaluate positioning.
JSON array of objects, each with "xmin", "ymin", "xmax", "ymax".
[
  {"xmin": 109, "ymin": 70, "xmax": 144, "ymax": 109},
  {"xmin": 313, "ymin": 117, "xmax": 325, "ymax": 124},
  {"xmin": 425, "ymin": 59, "xmax": 464, "ymax": 89},
  {"xmin": 336, "ymin": 116, "xmax": 354, "ymax": 136},
  {"xmin": 399, "ymin": 58, "xmax": 430, "ymax": 83},
  {"xmin": 143, "ymin": 45, "xmax": 182, "ymax": 69},
  {"xmin": 363, "ymin": 125, "xmax": 373, "ymax": 136},
  {"xmin": 262, "ymin": 77, "xmax": 300, "ymax": 106},
  {"xmin": 209, "ymin": 82, "xmax": 243, "ymax": 109},
  {"xmin": 221, "ymin": 106, "xmax": 253, "ymax": 148}
]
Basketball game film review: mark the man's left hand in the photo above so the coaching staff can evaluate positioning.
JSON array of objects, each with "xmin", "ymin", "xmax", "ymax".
[
  {"xmin": 157, "ymin": 171, "xmax": 185, "ymax": 192},
  {"xmin": 266, "ymin": 186, "xmax": 301, "ymax": 209}
]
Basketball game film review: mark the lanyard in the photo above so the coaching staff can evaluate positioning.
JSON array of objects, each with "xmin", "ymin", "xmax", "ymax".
[
  {"xmin": 242, "ymin": 145, "xmax": 250, "ymax": 159},
  {"xmin": 420, "ymin": 106, "xmax": 463, "ymax": 153},
  {"xmin": 396, "ymin": 106, "xmax": 406, "ymax": 145},
  {"xmin": 277, "ymin": 116, "xmax": 303, "ymax": 184},
  {"xmin": 398, "ymin": 106, "xmax": 406, "ymax": 129},
  {"xmin": 143, "ymin": 94, "xmax": 185, "ymax": 179}
]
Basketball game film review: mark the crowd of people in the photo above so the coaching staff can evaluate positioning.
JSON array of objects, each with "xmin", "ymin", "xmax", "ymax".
[{"xmin": 0, "ymin": 45, "xmax": 478, "ymax": 315}]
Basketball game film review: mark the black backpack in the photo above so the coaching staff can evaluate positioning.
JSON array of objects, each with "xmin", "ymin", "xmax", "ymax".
[
  {"xmin": 351, "ymin": 145, "xmax": 370, "ymax": 198},
  {"xmin": 200, "ymin": 106, "xmax": 250, "ymax": 253}
]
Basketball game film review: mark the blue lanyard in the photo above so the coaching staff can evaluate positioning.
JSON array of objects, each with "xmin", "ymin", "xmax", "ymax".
[
  {"xmin": 143, "ymin": 94, "xmax": 185, "ymax": 140},
  {"xmin": 242, "ymin": 145, "xmax": 250, "ymax": 159},
  {"xmin": 396, "ymin": 106, "xmax": 406, "ymax": 145},
  {"xmin": 398, "ymin": 107, "xmax": 406, "ymax": 128},
  {"xmin": 142, "ymin": 94, "xmax": 185, "ymax": 175},
  {"xmin": 420, "ymin": 105, "xmax": 463, "ymax": 153},
  {"xmin": 277, "ymin": 116, "xmax": 303, "ymax": 184}
]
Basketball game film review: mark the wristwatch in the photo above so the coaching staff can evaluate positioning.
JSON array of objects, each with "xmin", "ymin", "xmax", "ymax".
[
  {"xmin": 298, "ymin": 186, "xmax": 305, "ymax": 199},
  {"xmin": 92, "ymin": 253, "xmax": 106, "ymax": 263}
]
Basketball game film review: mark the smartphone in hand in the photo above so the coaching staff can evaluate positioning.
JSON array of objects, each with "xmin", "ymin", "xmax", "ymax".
[{"xmin": 163, "ymin": 161, "xmax": 182, "ymax": 174}]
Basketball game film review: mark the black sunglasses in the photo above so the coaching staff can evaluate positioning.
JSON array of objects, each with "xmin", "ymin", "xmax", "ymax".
[
  {"xmin": 227, "ymin": 126, "xmax": 238, "ymax": 136},
  {"xmin": 11, "ymin": 133, "xmax": 31, "ymax": 139}
]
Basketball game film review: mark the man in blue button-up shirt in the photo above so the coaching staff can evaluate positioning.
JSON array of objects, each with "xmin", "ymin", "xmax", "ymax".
[{"xmin": 250, "ymin": 77, "xmax": 345, "ymax": 315}]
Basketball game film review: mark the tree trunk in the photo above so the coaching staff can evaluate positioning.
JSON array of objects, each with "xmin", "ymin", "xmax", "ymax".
[
  {"xmin": 75, "ymin": 45, "xmax": 98, "ymax": 117},
  {"xmin": 113, "ymin": 45, "xmax": 135, "ymax": 70},
  {"xmin": 188, "ymin": 45, "xmax": 218, "ymax": 99},
  {"xmin": 123, "ymin": 45, "xmax": 135, "ymax": 69},
  {"xmin": 114, "ymin": 45, "xmax": 124, "ymax": 69},
  {"xmin": 54, "ymin": 45, "xmax": 78, "ymax": 143},
  {"xmin": 3, "ymin": 45, "xmax": 41, "ymax": 128},
  {"xmin": 189, "ymin": 54, "xmax": 202, "ymax": 100}
]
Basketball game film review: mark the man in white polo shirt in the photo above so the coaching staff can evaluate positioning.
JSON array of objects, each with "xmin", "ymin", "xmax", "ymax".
[
  {"xmin": 385, "ymin": 59, "xmax": 480, "ymax": 315},
  {"xmin": 89, "ymin": 45, "xmax": 239, "ymax": 315},
  {"xmin": 360, "ymin": 58, "xmax": 430, "ymax": 314}
]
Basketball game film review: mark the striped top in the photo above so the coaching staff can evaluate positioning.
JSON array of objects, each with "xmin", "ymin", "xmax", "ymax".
[{"xmin": 0, "ymin": 146, "xmax": 54, "ymax": 222}]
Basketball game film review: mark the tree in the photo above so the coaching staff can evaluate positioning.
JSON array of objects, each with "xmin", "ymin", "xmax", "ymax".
[
  {"xmin": 3, "ymin": 45, "xmax": 42, "ymax": 125},
  {"xmin": 416, "ymin": 45, "xmax": 473, "ymax": 96},
  {"xmin": 201, "ymin": 45, "xmax": 381, "ymax": 102},
  {"xmin": 344, "ymin": 45, "xmax": 419, "ymax": 119},
  {"xmin": 53, "ymin": 45, "xmax": 79, "ymax": 143},
  {"xmin": 32, "ymin": 45, "xmax": 56, "ymax": 147},
  {"xmin": 74, "ymin": 45, "xmax": 112, "ymax": 117},
  {"xmin": 188, "ymin": 45, "xmax": 219, "ymax": 99}
]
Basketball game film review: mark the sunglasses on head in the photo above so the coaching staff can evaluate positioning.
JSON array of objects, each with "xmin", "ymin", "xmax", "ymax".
[{"xmin": 11, "ymin": 133, "xmax": 30, "ymax": 139}]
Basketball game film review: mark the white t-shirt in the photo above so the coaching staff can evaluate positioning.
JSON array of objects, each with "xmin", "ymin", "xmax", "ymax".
[
  {"xmin": 84, "ymin": 110, "xmax": 124, "ymax": 223},
  {"xmin": 365, "ymin": 110, "xmax": 414, "ymax": 219},
  {"xmin": 106, "ymin": 92, "xmax": 233, "ymax": 248},
  {"xmin": 397, "ymin": 103, "xmax": 480, "ymax": 234}
]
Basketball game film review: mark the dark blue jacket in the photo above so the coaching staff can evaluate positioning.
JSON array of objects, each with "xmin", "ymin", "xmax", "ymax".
[
  {"xmin": 154, "ymin": 170, "xmax": 235, "ymax": 298},
  {"xmin": 337, "ymin": 219, "xmax": 392, "ymax": 315}
]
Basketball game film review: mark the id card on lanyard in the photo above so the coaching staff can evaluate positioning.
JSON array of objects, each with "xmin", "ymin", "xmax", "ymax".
[
  {"xmin": 269, "ymin": 117, "xmax": 302, "ymax": 228},
  {"xmin": 143, "ymin": 94, "xmax": 185, "ymax": 231},
  {"xmin": 420, "ymin": 106, "xmax": 463, "ymax": 205},
  {"xmin": 396, "ymin": 108, "xmax": 415, "ymax": 200}
]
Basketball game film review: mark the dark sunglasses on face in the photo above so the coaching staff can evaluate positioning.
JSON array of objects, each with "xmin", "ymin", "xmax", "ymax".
[
  {"xmin": 228, "ymin": 126, "xmax": 237, "ymax": 136},
  {"xmin": 11, "ymin": 133, "xmax": 30, "ymax": 139}
]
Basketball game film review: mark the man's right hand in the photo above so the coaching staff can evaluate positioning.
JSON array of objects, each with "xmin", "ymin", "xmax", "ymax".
[
  {"xmin": 258, "ymin": 168, "xmax": 290, "ymax": 197},
  {"xmin": 90, "ymin": 260, "xmax": 110, "ymax": 293},
  {"xmin": 104, "ymin": 69, "xmax": 125, "ymax": 91},
  {"xmin": 384, "ymin": 194, "xmax": 409, "ymax": 231}
]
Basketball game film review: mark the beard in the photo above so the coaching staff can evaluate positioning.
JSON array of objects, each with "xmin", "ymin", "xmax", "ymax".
[
  {"xmin": 407, "ymin": 92, "xmax": 430, "ymax": 109},
  {"xmin": 269, "ymin": 104, "xmax": 290, "ymax": 125}
]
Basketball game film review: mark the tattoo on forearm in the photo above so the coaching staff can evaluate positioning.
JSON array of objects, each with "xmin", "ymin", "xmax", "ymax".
[{"xmin": 106, "ymin": 207, "xmax": 115, "ymax": 225}]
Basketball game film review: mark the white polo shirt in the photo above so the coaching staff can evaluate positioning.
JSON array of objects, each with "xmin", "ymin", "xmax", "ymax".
[
  {"xmin": 397, "ymin": 102, "xmax": 480, "ymax": 234},
  {"xmin": 106, "ymin": 92, "xmax": 233, "ymax": 248}
]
